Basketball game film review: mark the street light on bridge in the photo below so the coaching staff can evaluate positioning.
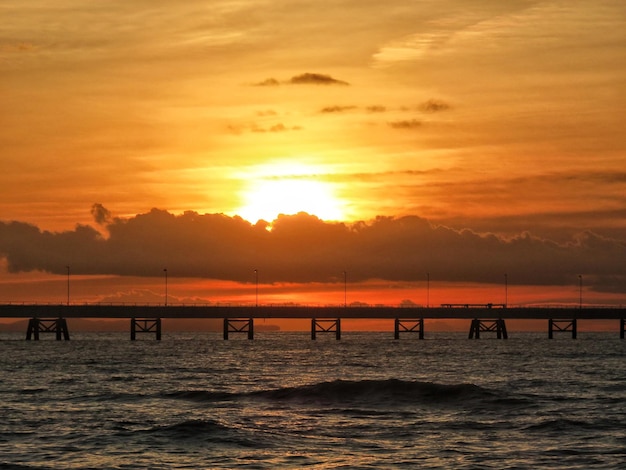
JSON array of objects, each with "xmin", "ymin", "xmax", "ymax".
[
  {"xmin": 254, "ymin": 269, "xmax": 259, "ymax": 307},
  {"xmin": 66, "ymin": 265, "xmax": 70, "ymax": 306},
  {"xmin": 504, "ymin": 273, "xmax": 508, "ymax": 308},
  {"xmin": 163, "ymin": 268, "xmax": 168, "ymax": 306},
  {"xmin": 579, "ymin": 274, "xmax": 583, "ymax": 309}
]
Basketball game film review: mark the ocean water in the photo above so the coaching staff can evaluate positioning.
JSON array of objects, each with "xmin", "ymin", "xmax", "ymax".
[{"xmin": 0, "ymin": 331, "xmax": 625, "ymax": 469}]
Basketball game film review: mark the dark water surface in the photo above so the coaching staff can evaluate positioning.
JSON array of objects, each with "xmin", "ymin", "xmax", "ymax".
[{"xmin": 1, "ymin": 332, "xmax": 625, "ymax": 469}]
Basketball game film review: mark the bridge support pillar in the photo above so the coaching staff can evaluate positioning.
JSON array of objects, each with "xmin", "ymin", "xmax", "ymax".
[
  {"xmin": 621, "ymin": 319, "xmax": 625, "ymax": 339},
  {"xmin": 468, "ymin": 319, "xmax": 508, "ymax": 339},
  {"xmin": 26, "ymin": 318, "xmax": 70, "ymax": 340},
  {"xmin": 311, "ymin": 318, "xmax": 341, "ymax": 340},
  {"xmin": 223, "ymin": 318, "xmax": 254, "ymax": 340},
  {"xmin": 548, "ymin": 319, "xmax": 577, "ymax": 339},
  {"xmin": 130, "ymin": 318, "xmax": 161, "ymax": 340},
  {"xmin": 394, "ymin": 318, "xmax": 424, "ymax": 339}
]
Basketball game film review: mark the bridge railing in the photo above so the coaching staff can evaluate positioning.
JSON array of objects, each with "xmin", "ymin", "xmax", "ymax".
[
  {"xmin": 441, "ymin": 303, "xmax": 507, "ymax": 309},
  {"xmin": 0, "ymin": 301, "xmax": 624, "ymax": 309}
]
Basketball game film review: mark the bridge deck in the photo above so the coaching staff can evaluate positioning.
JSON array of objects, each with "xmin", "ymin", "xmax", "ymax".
[{"xmin": 0, "ymin": 304, "xmax": 624, "ymax": 320}]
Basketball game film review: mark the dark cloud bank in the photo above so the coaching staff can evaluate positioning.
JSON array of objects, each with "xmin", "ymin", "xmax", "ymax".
[{"xmin": 1, "ymin": 207, "xmax": 625, "ymax": 293}]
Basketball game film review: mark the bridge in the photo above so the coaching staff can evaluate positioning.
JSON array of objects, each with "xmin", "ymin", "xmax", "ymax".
[{"xmin": 1, "ymin": 303, "xmax": 625, "ymax": 340}]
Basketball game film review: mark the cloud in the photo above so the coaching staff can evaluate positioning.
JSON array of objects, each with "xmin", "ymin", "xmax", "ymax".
[
  {"xmin": 320, "ymin": 105, "xmax": 357, "ymax": 113},
  {"xmin": 319, "ymin": 104, "xmax": 385, "ymax": 113},
  {"xmin": 254, "ymin": 123, "xmax": 302, "ymax": 133},
  {"xmin": 1, "ymin": 208, "xmax": 625, "ymax": 293},
  {"xmin": 288, "ymin": 73, "xmax": 349, "ymax": 85},
  {"xmin": 254, "ymin": 73, "xmax": 349, "ymax": 86},
  {"xmin": 268, "ymin": 123, "xmax": 288, "ymax": 132},
  {"xmin": 388, "ymin": 119, "xmax": 422, "ymax": 129},
  {"xmin": 418, "ymin": 99, "xmax": 451, "ymax": 112},
  {"xmin": 229, "ymin": 122, "xmax": 302, "ymax": 134},
  {"xmin": 254, "ymin": 78, "xmax": 281, "ymax": 86},
  {"xmin": 91, "ymin": 203, "xmax": 112, "ymax": 225},
  {"xmin": 366, "ymin": 105, "xmax": 386, "ymax": 113},
  {"xmin": 0, "ymin": 42, "xmax": 37, "ymax": 53}
]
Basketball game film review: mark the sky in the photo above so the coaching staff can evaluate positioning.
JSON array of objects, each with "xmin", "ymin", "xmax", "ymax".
[{"xmin": 1, "ymin": 0, "xmax": 625, "ymax": 309}]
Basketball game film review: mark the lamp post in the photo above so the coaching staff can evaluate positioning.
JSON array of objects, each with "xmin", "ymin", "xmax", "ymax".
[
  {"xmin": 254, "ymin": 269, "xmax": 258, "ymax": 307},
  {"xmin": 504, "ymin": 273, "xmax": 508, "ymax": 307},
  {"xmin": 343, "ymin": 270, "xmax": 347, "ymax": 308},
  {"xmin": 163, "ymin": 268, "xmax": 168, "ymax": 306},
  {"xmin": 579, "ymin": 274, "xmax": 582, "ymax": 309},
  {"xmin": 66, "ymin": 265, "xmax": 70, "ymax": 306},
  {"xmin": 426, "ymin": 272, "xmax": 430, "ymax": 308}
]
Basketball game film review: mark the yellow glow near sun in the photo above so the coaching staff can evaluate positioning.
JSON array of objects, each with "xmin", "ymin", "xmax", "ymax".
[{"xmin": 236, "ymin": 162, "xmax": 345, "ymax": 223}]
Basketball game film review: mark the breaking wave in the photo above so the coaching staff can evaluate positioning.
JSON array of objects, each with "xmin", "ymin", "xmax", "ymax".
[
  {"xmin": 250, "ymin": 378, "xmax": 491, "ymax": 405},
  {"xmin": 163, "ymin": 379, "xmax": 508, "ymax": 408}
]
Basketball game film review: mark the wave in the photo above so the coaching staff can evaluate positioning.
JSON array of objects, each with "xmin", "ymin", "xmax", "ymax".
[
  {"xmin": 524, "ymin": 417, "xmax": 617, "ymax": 433},
  {"xmin": 0, "ymin": 465, "xmax": 50, "ymax": 470},
  {"xmin": 251, "ymin": 379, "xmax": 491, "ymax": 405},
  {"xmin": 133, "ymin": 419, "xmax": 265, "ymax": 448},
  {"xmin": 18, "ymin": 388, "xmax": 48, "ymax": 395},
  {"xmin": 162, "ymin": 390, "xmax": 234, "ymax": 401},
  {"xmin": 164, "ymin": 379, "xmax": 508, "ymax": 408},
  {"xmin": 145, "ymin": 419, "xmax": 229, "ymax": 438}
]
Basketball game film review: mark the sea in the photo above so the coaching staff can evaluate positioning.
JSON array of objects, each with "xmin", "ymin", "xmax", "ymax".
[{"xmin": 1, "ymin": 331, "xmax": 624, "ymax": 469}]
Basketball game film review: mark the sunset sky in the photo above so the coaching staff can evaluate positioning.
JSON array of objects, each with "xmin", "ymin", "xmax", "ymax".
[{"xmin": 1, "ymin": 1, "xmax": 625, "ymax": 309}]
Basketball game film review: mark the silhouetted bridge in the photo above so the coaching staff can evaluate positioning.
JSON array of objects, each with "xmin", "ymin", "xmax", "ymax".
[{"xmin": 1, "ymin": 303, "xmax": 625, "ymax": 340}]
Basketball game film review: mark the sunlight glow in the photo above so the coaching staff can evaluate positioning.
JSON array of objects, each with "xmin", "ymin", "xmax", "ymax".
[{"xmin": 236, "ymin": 162, "xmax": 345, "ymax": 223}]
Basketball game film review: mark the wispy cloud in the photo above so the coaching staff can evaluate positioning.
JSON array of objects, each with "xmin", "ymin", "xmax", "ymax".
[
  {"xmin": 255, "ymin": 78, "xmax": 281, "ymax": 86},
  {"xmin": 289, "ymin": 73, "xmax": 349, "ymax": 85},
  {"xmin": 228, "ymin": 122, "xmax": 302, "ymax": 134},
  {"xmin": 418, "ymin": 99, "xmax": 450, "ymax": 112},
  {"xmin": 388, "ymin": 119, "xmax": 422, "ymax": 129},
  {"xmin": 320, "ymin": 105, "xmax": 357, "ymax": 113},
  {"xmin": 255, "ymin": 123, "xmax": 302, "ymax": 133},
  {"xmin": 90, "ymin": 203, "xmax": 112, "ymax": 225},
  {"xmin": 255, "ymin": 73, "xmax": 350, "ymax": 86},
  {"xmin": 366, "ymin": 105, "xmax": 387, "ymax": 113},
  {"xmin": 0, "ymin": 42, "xmax": 37, "ymax": 53}
]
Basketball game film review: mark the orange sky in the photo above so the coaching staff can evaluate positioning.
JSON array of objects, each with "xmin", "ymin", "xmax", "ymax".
[{"xmin": 1, "ymin": 1, "xmax": 625, "ymax": 308}]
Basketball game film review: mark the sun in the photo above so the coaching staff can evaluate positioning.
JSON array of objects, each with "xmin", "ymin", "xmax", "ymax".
[{"xmin": 236, "ymin": 162, "xmax": 345, "ymax": 223}]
